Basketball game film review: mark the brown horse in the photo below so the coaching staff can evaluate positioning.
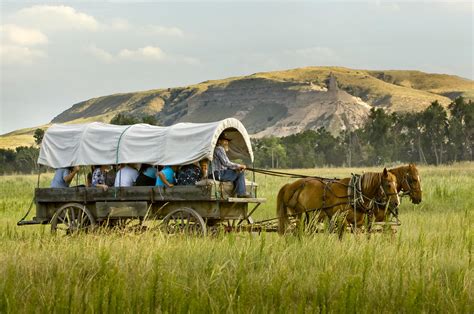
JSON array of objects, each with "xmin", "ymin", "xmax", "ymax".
[
  {"xmin": 277, "ymin": 168, "xmax": 400, "ymax": 234},
  {"xmin": 372, "ymin": 164, "xmax": 422, "ymax": 222}
]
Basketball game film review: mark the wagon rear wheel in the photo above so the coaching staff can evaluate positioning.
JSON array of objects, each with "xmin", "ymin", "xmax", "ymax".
[
  {"xmin": 162, "ymin": 207, "xmax": 206, "ymax": 236},
  {"xmin": 51, "ymin": 203, "xmax": 96, "ymax": 235}
]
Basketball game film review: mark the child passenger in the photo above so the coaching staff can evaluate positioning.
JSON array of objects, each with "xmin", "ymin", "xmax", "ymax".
[
  {"xmin": 176, "ymin": 162, "xmax": 203, "ymax": 185},
  {"xmin": 155, "ymin": 165, "xmax": 177, "ymax": 188},
  {"xmin": 135, "ymin": 164, "xmax": 157, "ymax": 186},
  {"xmin": 92, "ymin": 165, "xmax": 110, "ymax": 191}
]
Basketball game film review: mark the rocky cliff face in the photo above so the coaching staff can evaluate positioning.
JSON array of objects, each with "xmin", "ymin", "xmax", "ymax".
[
  {"xmin": 52, "ymin": 73, "xmax": 373, "ymax": 137},
  {"xmin": 161, "ymin": 74, "xmax": 371, "ymax": 137}
]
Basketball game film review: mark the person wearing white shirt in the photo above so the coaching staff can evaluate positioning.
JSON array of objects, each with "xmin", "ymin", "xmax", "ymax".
[{"xmin": 114, "ymin": 164, "xmax": 139, "ymax": 187}]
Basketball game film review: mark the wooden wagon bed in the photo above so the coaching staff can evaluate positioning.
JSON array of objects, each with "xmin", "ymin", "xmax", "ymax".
[{"xmin": 33, "ymin": 181, "xmax": 265, "ymax": 228}]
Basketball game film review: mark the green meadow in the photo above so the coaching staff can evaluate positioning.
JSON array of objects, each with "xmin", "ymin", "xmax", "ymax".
[{"xmin": 0, "ymin": 164, "xmax": 472, "ymax": 313}]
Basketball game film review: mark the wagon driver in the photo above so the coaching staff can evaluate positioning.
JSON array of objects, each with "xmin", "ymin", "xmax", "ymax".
[{"xmin": 212, "ymin": 133, "xmax": 250, "ymax": 198}]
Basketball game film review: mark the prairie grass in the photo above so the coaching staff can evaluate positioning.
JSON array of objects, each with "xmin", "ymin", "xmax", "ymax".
[{"xmin": 0, "ymin": 164, "xmax": 472, "ymax": 313}]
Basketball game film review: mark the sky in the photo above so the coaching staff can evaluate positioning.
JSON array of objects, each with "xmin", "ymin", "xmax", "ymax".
[{"xmin": 0, "ymin": 0, "xmax": 472, "ymax": 134}]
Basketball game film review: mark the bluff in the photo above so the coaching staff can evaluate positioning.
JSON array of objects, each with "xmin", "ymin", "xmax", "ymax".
[{"xmin": 1, "ymin": 66, "xmax": 472, "ymax": 148}]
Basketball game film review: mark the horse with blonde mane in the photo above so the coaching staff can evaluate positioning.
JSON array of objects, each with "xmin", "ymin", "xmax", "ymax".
[
  {"xmin": 372, "ymin": 164, "xmax": 422, "ymax": 222},
  {"xmin": 277, "ymin": 168, "xmax": 400, "ymax": 234}
]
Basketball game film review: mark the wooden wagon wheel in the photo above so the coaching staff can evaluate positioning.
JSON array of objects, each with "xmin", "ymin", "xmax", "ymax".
[
  {"xmin": 50, "ymin": 203, "xmax": 96, "ymax": 235},
  {"xmin": 162, "ymin": 207, "xmax": 207, "ymax": 236}
]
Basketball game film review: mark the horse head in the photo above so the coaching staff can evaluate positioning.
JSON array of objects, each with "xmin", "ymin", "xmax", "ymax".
[
  {"xmin": 361, "ymin": 169, "xmax": 400, "ymax": 212},
  {"xmin": 380, "ymin": 168, "xmax": 400, "ymax": 210},
  {"xmin": 404, "ymin": 164, "xmax": 422, "ymax": 204}
]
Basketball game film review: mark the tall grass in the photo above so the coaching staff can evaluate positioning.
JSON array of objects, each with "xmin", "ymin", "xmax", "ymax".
[{"xmin": 0, "ymin": 164, "xmax": 472, "ymax": 313}]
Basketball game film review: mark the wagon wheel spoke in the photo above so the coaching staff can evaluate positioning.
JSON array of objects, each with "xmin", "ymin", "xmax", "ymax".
[
  {"xmin": 162, "ymin": 207, "xmax": 206, "ymax": 236},
  {"xmin": 78, "ymin": 210, "xmax": 86, "ymax": 228},
  {"xmin": 77, "ymin": 214, "xmax": 90, "ymax": 230},
  {"xmin": 51, "ymin": 203, "xmax": 96, "ymax": 235},
  {"xmin": 185, "ymin": 213, "xmax": 193, "ymax": 232},
  {"xmin": 180, "ymin": 213, "xmax": 186, "ymax": 229},
  {"xmin": 57, "ymin": 214, "xmax": 66, "ymax": 224},
  {"xmin": 70, "ymin": 207, "xmax": 76, "ymax": 227},
  {"xmin": 64, "ymin": 209, "xmax": 72, "ymax": 228}
]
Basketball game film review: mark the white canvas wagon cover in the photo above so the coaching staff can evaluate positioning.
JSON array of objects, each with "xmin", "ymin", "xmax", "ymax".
[{"xmin": 38, "ymin": 118, "xmax": 253, "ymax": 168}]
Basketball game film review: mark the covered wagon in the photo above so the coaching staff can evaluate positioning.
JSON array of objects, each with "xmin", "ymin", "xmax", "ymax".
[{"xmin": 18, "ymin": 118, "xmax": 265, "ymax": 235}]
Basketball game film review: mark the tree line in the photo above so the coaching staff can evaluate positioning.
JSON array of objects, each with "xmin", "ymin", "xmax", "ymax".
[
  {"xmin": 253, "ymin": 97, "xmax": 473, "ymax": 168},
  {"xmin": 0, "ymin": 97, "xmax": 472, "ymax": 174}
]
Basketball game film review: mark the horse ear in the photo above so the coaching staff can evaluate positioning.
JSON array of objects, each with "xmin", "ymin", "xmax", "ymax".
[{"xmin": 383, "ymin": 168, "xmax": 388, "ymax": 177}]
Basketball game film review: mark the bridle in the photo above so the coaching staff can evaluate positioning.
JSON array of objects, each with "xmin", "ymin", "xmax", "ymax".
[
  {"xmin": 351, "ymin": 173, "xmax": 399, "ymax": 215},
  {"xmin": 399, "ymin": 171, "xmax": 422, "ymax": 198},
  {"xmin": 376, "ymin": 179, "xmax": 400, "ymax": 218}
]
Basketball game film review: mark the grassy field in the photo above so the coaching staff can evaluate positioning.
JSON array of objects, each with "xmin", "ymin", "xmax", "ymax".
[{"xmin": 0, "ymin": 164, "xmax": 472, "ymax": 313}]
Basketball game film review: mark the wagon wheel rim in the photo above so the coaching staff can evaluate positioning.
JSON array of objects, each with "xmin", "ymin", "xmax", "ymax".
[
  {"xmin": 162, "ymin": 207, "xmax": 206, "ymax": 236},
  {"xmin": 51, "ymin": 203, "xmax": 96, "ymax": 235}
]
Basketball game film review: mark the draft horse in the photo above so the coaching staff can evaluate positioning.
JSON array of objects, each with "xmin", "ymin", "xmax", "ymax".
[
  {"xmin": 277, "ymin": 168, "xmax": 400, "ymax": 234},
  {"xmin": 372, "ymin": 163, "xmax": 423, "ymax": 222}
]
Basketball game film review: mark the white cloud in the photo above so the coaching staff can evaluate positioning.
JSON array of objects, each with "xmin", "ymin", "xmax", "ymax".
[
  {"xmin": 12, "ymin": 5, "xmax": 99, "ymax": 31},
  {"xmin": 8, "ymin": 5, "xmax": 185, "ymax": 36},
  {"xmin": 0, "ymin": 45, "xmax": 46, "ymax": 65},
  {"xmin": 0, "ymin": 24, "xmax": 48, "ymax": 46},
  {"xmin": 85, "ymin": 45, "xmax": 114, "ymax": 63},
  {"xmin": 106, "ymin": 18, "xmax": 132, "ymax": 31},
  {"xmin": 118, "ymin": 46, "xmax": 166, "ymax": 61},
  {"xmin": 85, "ymin": 45, "xmax": 166, "ymax": 62},
  {"xmin": 143, "ymin": 25, "xmax": 184, "ymax": 37},
  {"xmin": 85, "ymin": 45, "xmax": 200, "ymax": 65}
]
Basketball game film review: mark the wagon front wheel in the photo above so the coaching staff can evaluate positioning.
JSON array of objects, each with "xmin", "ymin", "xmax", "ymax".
[
  {"xmin": 162, "ymin": 207, "xmax": 206, "ymax": 236},
  {"xmin": 51, "ymin": 203, "xmax": 96, "ymax": 235}
]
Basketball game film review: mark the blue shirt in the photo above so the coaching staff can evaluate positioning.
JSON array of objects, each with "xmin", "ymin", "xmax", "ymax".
[
  {"xmin": 156, "ymin": 166, "xmax": 175, "ymax": 187},
  {"xmin": 51, "ymin": 168, "xmax": 71, "ymax": 188},
  {"xmin": 143, "ymin": 167, "xmax": 157, "ymax": 179}
]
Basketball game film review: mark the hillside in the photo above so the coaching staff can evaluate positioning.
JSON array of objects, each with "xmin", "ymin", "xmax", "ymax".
[{"xmin": 1, "ymin": 66, "xmax": 472, "ymax": 148}]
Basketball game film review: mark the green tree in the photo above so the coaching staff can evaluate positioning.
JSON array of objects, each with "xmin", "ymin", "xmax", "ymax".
[
  {"xmin": 420, "ymin": 101, "xmax": 448, "ymax": 165},
  {"xmin": 0, "ymin": 149, "xmax": 16, "ymax": 174},
  {"xmin": 110, "ymin": 113, "xmax": 140, "ymax": 125},
  {"xmin": 15, "ymin": 146, "xmax": 39, "ymax": 173},
  {"xmin": 394, "ymin": 111, "xmax": 424, "ymax": 164},
  {"xmin": 448, "ymin": 97, "xmax": 474, "ymax": 161},
  {"xmin": 362, "ymin": 108, "xmax": 396, "ymax": 164},
  {"xmin": 33, "ymin": 128, "xmax": 45, "ymax": 146},
  {"xmin": 252, "ymin": 137, "xmax": 287, "ymax": 168},
  {"xmin": 313, "ymin": 127, "xmax": 345, "ymax": 166},
  {"xmin": 281, "ymin": 130, "xmax": 318, "ymax": 168},
  {"xmin": 141, "ymin": 114, "xmax": 158, "ymax": 125}
]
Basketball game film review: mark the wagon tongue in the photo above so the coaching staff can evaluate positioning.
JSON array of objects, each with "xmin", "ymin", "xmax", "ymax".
[{"xmin": 17, "ymin": 219, "xmax": 43, "ymax": 226}]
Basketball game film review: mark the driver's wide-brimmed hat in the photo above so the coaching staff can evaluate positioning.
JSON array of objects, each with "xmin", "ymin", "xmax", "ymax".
[{"xmin": 218, "ymin": 132, "xmax": 232, "ymax": 141}]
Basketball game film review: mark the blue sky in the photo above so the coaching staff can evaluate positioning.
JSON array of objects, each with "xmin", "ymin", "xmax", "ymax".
[{"xmin": 1, "ymin": 1, "xmax": 472, "ymax": 134}]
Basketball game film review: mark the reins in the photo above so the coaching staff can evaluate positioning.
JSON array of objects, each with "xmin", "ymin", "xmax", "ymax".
[{"xmin": 247, "ymin": 167, "xmax": 339, "ymax": 181}]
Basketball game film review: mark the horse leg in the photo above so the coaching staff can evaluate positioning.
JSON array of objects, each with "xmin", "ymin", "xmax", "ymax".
[{"xmin": 277, "ymin": 184, "xmax": 290, "ymax": 235}]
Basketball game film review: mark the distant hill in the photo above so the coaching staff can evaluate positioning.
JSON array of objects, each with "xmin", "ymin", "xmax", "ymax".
[{"xmin": 1, "ymin": 66, "xmax": 472, "ymax": 148}]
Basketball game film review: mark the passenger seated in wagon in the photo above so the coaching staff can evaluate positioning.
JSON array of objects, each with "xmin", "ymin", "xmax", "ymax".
[
  {"xmin": 176, "ymin": 159, "xmax": 208, "ymax": 186},
  {"xmin": 51, "ymin": 166, "xmax": 80, "ymax": 188},
  {"xmin": 135, "ymin": 164, "xmax": 157, "ymax": 186},
  {"xmin": 91, "ymin": 165, "xmax": 110, "ymax": 190},
  {"xmin": 156, "ymin": 165, "xmax": 177, "ymax": 188},
  {"xmin": 211, "ymin": 133, "xmax": 250, "ymax": 198},
  {"xmin": 114, "ymin": 164, "xmax": 139, "ymax": 187}
]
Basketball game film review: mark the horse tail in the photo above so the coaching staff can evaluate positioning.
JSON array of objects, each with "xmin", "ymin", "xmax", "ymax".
[{"xmin": 277, "ymin": 184, "xmax": 290, "ymax": 235}]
